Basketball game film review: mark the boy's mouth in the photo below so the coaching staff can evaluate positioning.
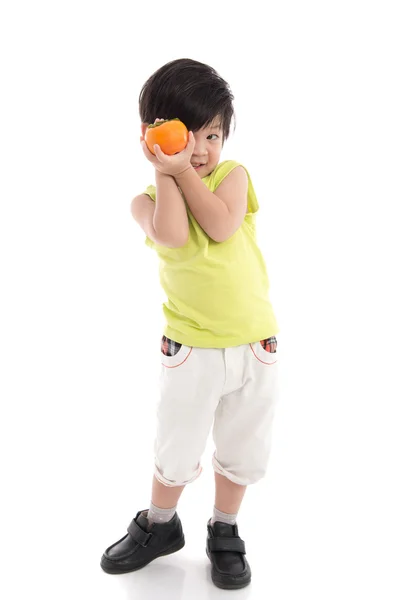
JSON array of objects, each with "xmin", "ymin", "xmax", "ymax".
[{"xmin": 192, "ymin": 163, "xmax": 205, "ymax": 170}]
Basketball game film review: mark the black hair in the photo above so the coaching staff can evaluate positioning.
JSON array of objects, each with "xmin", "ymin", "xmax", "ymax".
[{"xmin": 139, "ymin": 58, "xmax": 235, "ymax": 141}]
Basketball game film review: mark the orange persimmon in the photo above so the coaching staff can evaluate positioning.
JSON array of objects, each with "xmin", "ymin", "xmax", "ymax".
[{"xmin": 145, "ymin": 118, "xmax": 189, "ymax": 155}]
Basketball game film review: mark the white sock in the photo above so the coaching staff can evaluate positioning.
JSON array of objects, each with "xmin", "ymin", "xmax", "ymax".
[
  {"xmin": 211, "ymin": 506, "xmax": 237, "ymax": 526},
  {"xmin": 147, "ymin": 502, "xmax": 177, "ymax": 525}
]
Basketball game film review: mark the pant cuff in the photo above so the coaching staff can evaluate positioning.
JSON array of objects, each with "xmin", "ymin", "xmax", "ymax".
[
  {"xmin": 212, "ymin": 452, "xmax": 257, "ymax": 486},
  {"xmin": 154, "ymin": 462, "xmax": 203, "ymax": 487}
]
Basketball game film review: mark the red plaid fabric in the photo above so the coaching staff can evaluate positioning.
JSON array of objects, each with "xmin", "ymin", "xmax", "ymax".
[
  {"xmin": 260, "ymin": 336, "xmax": 277, "ymax": 353},
  {"xmin": 161, "ymin": 335, "xmax": 182, "ymax": 357}
]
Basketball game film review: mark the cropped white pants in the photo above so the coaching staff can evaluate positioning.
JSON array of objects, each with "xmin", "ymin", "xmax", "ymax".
[{"xmin": 153, "ymin": 340, "xmax": 280, "ymax": 487}]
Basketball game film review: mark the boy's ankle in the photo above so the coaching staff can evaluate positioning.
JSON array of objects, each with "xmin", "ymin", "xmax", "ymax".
[{"xmin": 147, "ymin": 502, "xmax": 177, "ymax": 525}]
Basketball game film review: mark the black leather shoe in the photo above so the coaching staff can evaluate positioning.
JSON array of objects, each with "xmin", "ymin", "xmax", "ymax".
[
  {"xmin": 101, "ymin": 509, "xmax": 185, "ymax": 574},
  {"xmin": 206, "ymin": 519, "xmax": 251, "ymax": 589}
]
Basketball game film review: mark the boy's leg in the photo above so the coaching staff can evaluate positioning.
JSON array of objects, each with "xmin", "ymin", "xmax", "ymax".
[
  {"xmin": 206, "ymin": 339, "xmax": 279, "ymax": 590},
  {"xmin": 147, "ymin": 475, "xmax": 185, "ymax": 525},
  {"xmin": 211, "ymin": 472, "xmax": 247, "ymax": 524},
  {"xmin": 154, "ymin": 344, "xmax": 225, "ymax": 487},
  {"xmin": 206, "ymin": 477, "xmax": 252, "ymax": 591},
  {"xmin": 101, "ymin": 343, "xmax": 225, "ymax": 574},
  {"xmin": 212, "ymin": 340, "xmax": 279, "ymax": 487},
  {"xmin": 151, "ymin": 474, "xmax": 185, "ymax": 508}
]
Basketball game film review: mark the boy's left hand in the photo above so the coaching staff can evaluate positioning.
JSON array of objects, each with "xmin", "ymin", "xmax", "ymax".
[{"xmin": 140, "ymin": 129, "xmax": 196, "ymax": 177}]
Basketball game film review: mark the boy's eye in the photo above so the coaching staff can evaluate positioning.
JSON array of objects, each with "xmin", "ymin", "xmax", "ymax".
[{"xmin": 207, "ymin": 134, "xmax": 219, "ymax": 140}]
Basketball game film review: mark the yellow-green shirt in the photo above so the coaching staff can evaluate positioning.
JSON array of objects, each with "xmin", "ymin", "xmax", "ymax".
[{"xmin": 143, "ymin": 159, "xmax": 279, "ymax": 348}]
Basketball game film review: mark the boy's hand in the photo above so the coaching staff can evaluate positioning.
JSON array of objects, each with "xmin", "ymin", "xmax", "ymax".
[{"xmin": 140, "ymin": 120, "xmax": 195, "ymax": 177}]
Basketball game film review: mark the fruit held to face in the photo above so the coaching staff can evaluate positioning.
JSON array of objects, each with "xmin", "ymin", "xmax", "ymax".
[{"xmin": 145, "ymin": 118, "xmax": 189, "ymax": 155}]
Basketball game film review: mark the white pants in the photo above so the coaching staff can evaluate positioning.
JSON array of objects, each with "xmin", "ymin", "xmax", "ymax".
[{"xmin": 154, "ymin": 340, "xmax": 280, "ymax": 487}]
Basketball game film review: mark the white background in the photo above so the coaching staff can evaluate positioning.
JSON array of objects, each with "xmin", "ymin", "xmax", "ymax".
[{"xmin": 1, "ymin": 1, "xmax": 399, "ymax": 598}]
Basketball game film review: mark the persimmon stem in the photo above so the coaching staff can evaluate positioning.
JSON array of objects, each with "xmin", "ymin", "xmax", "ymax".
[{"xmin": 147, "ymin": 118, "xmax": 180, "ymax": 129}]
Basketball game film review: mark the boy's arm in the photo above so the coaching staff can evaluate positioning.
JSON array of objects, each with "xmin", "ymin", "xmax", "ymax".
[
  {"xmin": 175, "ymin": 165, "xmax": 248, "ymax": 243},
  {"xmin": 131, "ymin": 171, "xmax": 189, "ymax": 248}
]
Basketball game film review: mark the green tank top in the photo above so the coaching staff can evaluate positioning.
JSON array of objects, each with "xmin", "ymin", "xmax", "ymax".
[{"xmin": 143, "ymin": 160, "xmax": 279, "ymax": 347}]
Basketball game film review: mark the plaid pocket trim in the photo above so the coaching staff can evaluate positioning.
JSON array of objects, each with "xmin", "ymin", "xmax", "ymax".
[
  {"xmin": 260, "ymin": 336, "xmax": 277, "ymax": 353},
  {"xmin": 161, "ymin": 335, "xmax": 183, "ymax": 357}
]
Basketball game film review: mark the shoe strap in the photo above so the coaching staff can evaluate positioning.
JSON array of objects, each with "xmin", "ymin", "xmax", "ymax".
[
  {"xmin": 127, "ymin": 518, "xmax": 153, "ymax": 547},
  {"xmin": 208, "ymin": 536, "xmax": 246, "ymax": 554}
]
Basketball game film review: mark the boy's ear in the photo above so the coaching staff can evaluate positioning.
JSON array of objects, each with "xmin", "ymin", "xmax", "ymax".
[{"xmin": 141, "ymin": 123, "xmax": 148, "ymax": 138}]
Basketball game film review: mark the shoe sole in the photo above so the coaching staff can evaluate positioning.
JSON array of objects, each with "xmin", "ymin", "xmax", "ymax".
[
  {"xmin": 206, "ymin": 547, "xmax": 251, "ymax": 590},
  {"xmin": 101, "ymin": 537, "xmax": 185, "ymax": 574}
]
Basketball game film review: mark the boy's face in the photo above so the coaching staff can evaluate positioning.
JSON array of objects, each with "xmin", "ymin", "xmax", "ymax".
[{"xmin": 190, "ymin": 118, "xmax": 224, "ymax": 178}]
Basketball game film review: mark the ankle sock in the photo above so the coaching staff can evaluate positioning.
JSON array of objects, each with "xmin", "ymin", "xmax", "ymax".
[
  {"xmin": 147, "ymin": 502, "xmax": 177, "ymax": 525},
  {"xmin": 211, "ymin": 506, "xmax": 237, "ymax": 526}
]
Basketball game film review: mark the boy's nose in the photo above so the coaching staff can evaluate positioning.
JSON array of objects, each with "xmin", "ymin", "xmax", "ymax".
[{"xmin": 193, "ymin": 145, "xmax": 207, "ymax": 159}]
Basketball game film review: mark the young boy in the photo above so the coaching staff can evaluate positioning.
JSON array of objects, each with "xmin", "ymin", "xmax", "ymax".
[{"xmin": 101, "ymin": 58, "xmax": 280, "ymax": 590}]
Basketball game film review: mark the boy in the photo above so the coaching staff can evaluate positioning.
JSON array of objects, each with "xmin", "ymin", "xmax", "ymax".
[{"xmin": 101, "ymin": 58, "xmax": 279, "ymax": 590}]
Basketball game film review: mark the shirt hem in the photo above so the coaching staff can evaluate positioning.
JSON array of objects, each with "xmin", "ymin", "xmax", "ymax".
[{"xmin": 164, "ymin": 325, "xmax": 280, "ymax": 348}]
